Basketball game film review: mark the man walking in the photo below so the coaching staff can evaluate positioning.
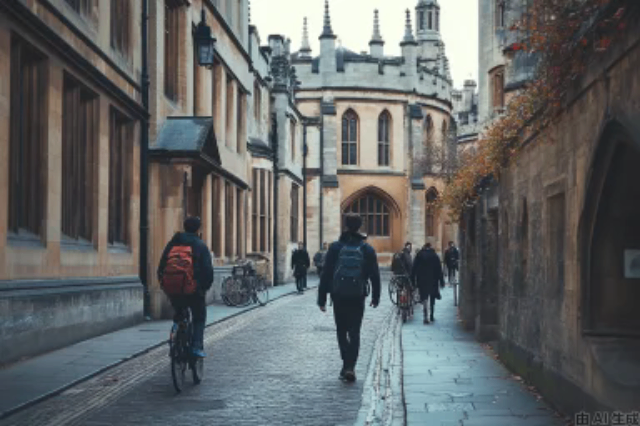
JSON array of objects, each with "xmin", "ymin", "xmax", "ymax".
[
  {"xmin": 318, "ymin": 214, "xmax": 381, "ymax": 383},
  {"xmin": 291, "ymin": 242, "xmax": 310, "ymax": 293},
  {"xmin": 444, "ymin": 241, "xmax": 460, "ymax": 285},
  {"xmin": 313, "ymin": 242, "xmax": 329, "ymax": 277},
  {"xmin": 412, "ymin": 243, "xmax": 444, "ymax": 324},
  {"xmin": 158, "ymin": 216, "xmax": 214, "ymax": 357}
]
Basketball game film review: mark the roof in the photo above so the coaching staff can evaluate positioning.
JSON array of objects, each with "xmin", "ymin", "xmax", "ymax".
[{"xmin": 151, "ymin": 117, "xmax": 221, "ymax": 165}]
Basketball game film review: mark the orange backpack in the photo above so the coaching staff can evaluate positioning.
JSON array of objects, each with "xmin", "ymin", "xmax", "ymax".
[{"xmin": 161, "ymin": 246, "xmax": 197, "ymax": 296}]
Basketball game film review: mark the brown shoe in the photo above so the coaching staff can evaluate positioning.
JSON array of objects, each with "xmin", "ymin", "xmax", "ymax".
[{"xmin": 423, "ymin": 317, "xmax": 430, "ymax": 324}]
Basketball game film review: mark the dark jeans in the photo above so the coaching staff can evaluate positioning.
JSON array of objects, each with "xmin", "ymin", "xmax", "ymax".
[
  {"xmin": 295, "ymin": 273, "xmax": 307, "ymax": 292},
  {"xmin": 170, "ymin": 294, "xmax": 207, "ymax": 350},
  {"xmin": 447, "ymin": 264, "xmax": 458, "ymax": 282},
  {"xmin": 332, "ymin": 297, "xmax": 365, "ymax": 371},
  {"xmin": 422, "ymin": 294, "xmax": 436, "ymax": 319}
]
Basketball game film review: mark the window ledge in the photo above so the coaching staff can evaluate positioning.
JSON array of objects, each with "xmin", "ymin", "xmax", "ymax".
[
  {"xmin": 7, "ymin": 231, "xmax": 45, "ymax": 249},
  {"xmin": 108, "ymin": 243, "xmax": 132, "ymax": 254},
  {"xmin": 61, "ymin": 236, "xmax": 96, "ymax": 252}
]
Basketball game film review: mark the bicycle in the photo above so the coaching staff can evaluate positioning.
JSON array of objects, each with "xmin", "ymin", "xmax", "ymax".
[
  {"xmin": 396, "ymin": 276, "xmax": 414, "ymax": 323},
  {"xmin": 221, "ymin": 262, "xmax": 270, "ymax": 307},
  {"xmin": 169, "ymin": 307, "xmax": 203, "ymax": 393}
]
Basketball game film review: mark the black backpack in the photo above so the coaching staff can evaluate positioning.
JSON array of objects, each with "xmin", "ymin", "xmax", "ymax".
[{"xmin": 332, "ymin": 242, "xmax": 367, "ymax": 299}]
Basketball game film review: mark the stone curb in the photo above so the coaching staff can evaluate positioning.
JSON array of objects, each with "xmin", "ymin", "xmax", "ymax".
[{"xmin": 0, "ymin": 283, "xmax": 318, "ymax": 420}]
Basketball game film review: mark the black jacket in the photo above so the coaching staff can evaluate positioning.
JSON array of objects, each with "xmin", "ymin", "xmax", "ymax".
[
  {"xmin": 291, "ymin": 249, "xmax": 310, "ymax": 276},
  {"xmin": 157, "ymin": 232, "xmax": 214, "ymax": 294},
  {"xmin": 411, "ymin": 248, "xmax": 444, "ymax": 299},
  {"xmin": 318, "ymin": 232, "xmax": 381, "ymax": 306},
  {"xmin": 444, "ymin": 247, "xmax": 460, "ymax": 267}
]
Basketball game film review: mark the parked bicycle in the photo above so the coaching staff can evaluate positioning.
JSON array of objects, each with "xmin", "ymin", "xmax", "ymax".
[
  {"xmin": 169, "ymin": 307, "xmax": 203, "ymax": 393},
  {"xmin": 221, "ymin": 259, "xmax": 270, "ymax": 307}
]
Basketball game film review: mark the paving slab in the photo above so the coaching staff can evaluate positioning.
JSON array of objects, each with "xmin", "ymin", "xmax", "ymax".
[
  {"xmin": 0, "ymin": 278, "xmax": 318, "ymax": 418},
  {"xmin": 402, "ymin": 285, "xmax": 565, "ymax": 426}
]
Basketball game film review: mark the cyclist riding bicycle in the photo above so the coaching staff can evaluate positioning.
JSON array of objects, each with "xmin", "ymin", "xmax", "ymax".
[
  {"xmin": 158, "ymin": 216, "xmax": 214, "ymax": 358},
  {"xmin": 391, "ymin": 242, "xmax": 414, "ymax": 290}
]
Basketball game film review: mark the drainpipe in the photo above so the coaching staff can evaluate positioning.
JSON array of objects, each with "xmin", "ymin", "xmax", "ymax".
[
  {"xmin": 271, "ymin": 113, "xmax": 279, "ymax": 285},
  {"xmin": 140, "ymin": 0, "xmax": 151, "ymax": 320},
  {"xmin": 319, "ymin": 114, "xmax": 324, "ymax": 250},
  {"xmin": 303, "ymin": 122, "xmax": 308, "ymax": 249}
]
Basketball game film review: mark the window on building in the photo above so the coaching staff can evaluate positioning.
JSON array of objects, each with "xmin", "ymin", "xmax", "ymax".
[
  {"xmin": 419, "ymin": 11, "xmax": 425, "ymax": 30},
  {"xmin": 252, "ymin": 169, "xmax": 258, "ymax": 252},
  {"xmin": 8, "ymin": 37, "xmax": 48, "ymax": 238},
  {"xmin": 212, "ymin": 175, "xmax": 222, "ymax": 257},
  {"xmin": 254, "ymin": 82, "xmax": 261, "ymax": 123},
  {"xmin": 343, "ymin": 194, "xmax": 391, "ymax": 237},
  {"xmin": 428, "ymin": 11, "xmax": 433, "ymax": 30},
  {"xmin": 237, "ymin": 90, "xmax": 244, "ymax": 152},
  {"xmin": 290, "ymin": 184, "xmax": 299, "ymax": 242},
  {"xmin": 225, "ymin": 181, "xmax": 234, "ymax": 258},
  {"xmin": 164, "ymin": 2, "xmax": 180, "ymax": 102},
  {"xmin": 226, "ymin": 76, "xmax": 234, "ymax": 148},
  {"xmin": 267, "ymin": 171, "xmax": 272, "ymax": 252},
  {"xmin": 65, "ymin": 0, "xmax": 92, "ymax": 17},
  {"xmin": 436, "ymin": 10, "xmax": 440, "ymax": 31},
  {"xmin": 378, "ymin": 111, "xmax": 391, "ymax": 166},
  {"xmin": 426, "ymin": 188, "xmax": 438, "ymax": 237},
  {"xmin": 341, "ymin": 109, "xmax": 358, "ymax": 165},
  {"xmin": 260, "ymin": 170, "xmax": 267, "ymax": 252},
  {"xmin": 492, "ymin": 67, "xmax": 505, "ymax": 110},
  {"xmin": 290, "ymin": 120, "xmax": 296, "ymax": 161},
  {"xmin": 110, "ymin": 0, "xmax": 130, "ymax": 57},
  {"xmin": 496, "ymin": 0, "xmax": 506, "ymax": 28},
  {"xmin": 236, "ymin": 188, "xmax": 243, "ymax": 257},
  {"xmin": 108, "ymin": 109, "xmax": 133, "ymax": 246},
  {"xmin": 62, "ymin": 74, "xmax": 98, "ymax": 242},
  {"xmin": 424, "ymin": 115, "xmax": 435, "ymax": 173},
  {"xmin": 548, "ymin": 193, "xmax": 565, "ymax": 290}
]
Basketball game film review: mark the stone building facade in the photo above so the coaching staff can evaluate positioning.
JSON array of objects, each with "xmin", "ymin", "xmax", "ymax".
[
  {"xmin": 0, "ymin": 0, "xmax": 145, "ymax": 365},
  {"xmin": 293, "ymin": 0, "xmax": 458, "ymax": 263},
  {"xmin": 459, "ymin": 0, "xmax": 640, "ymax": 415},
  {"xmin": 146, "ymin": 0, "xmax": 305, "ymax": 317}
]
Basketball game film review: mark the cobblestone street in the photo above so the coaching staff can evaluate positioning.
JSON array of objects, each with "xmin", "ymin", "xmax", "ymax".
[{"xmin": 0, "ymin": 284, "xmax": 398, "ymax": 426}]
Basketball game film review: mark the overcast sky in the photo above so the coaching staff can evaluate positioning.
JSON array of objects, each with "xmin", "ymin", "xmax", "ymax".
[{"xmin": 251, "ymin": 0, "xmax": 479, "ymax": 90}]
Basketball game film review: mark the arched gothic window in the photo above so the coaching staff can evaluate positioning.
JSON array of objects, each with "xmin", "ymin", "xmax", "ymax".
[
  {"xmin": 378, "ymin": 111, "xmax": 391, "ymax": 166},
  {"xmin": 424, "ymin": 115, "xmax": 435, "ymax": 173},
  {"xmin": 425, "ymin": 188, "xmax": 438, "ymax": 237},
  {"xmin": 341, "ymin": 109, "xmax": 358, "ymax": 165},
  {"xmin": 343, "ymin": 194, "xmax": 390, "ymax": 237}
]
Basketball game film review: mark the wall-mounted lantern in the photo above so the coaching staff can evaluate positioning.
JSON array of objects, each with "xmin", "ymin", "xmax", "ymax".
[{"xmin": 194, "ymin": 9, "xmax": 216, "ymax": 68}]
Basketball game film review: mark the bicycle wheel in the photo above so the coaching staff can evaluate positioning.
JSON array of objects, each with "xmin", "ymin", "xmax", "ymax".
[
  {"xmin": 221, "ymin": 276, "xmax": 236, "ymax": 306},
  {"xmin": 388, "ymin": 277, "xmax": 398, "ymax": 305},
  {"xmin": 237, "ymin": 277, "xmax": 254, "ymax": 307},
  {"xmin": 170, "ymin": 331, "xmax": 188, "ymax": 393},
  {"xmin": 254, "ymin": 276, "xmax": 269, "ymax": 306}
]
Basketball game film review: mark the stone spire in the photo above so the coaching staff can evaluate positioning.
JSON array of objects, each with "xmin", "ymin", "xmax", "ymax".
[
  {"xmin": 320, "ymin": 0, "xmax": 336, "ymax": 39},
  {"xmin": 370, "ymin": 9, "xmax": 383, "ymax": 44},
  {"xmin": 401, "ymin": 9, "xmax": 417, "ymax": 45},
  {"xmin": 300, "ymin": 17, "xmax": 312, "ymax": 56}
]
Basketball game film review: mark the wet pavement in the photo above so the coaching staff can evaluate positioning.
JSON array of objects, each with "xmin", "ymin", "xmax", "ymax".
[
  {"xmin": 0, "ymin": 282, "xmax": 397, "ymax": 426},
  {"xmin": 402, "ymin": 285, "xmax": 567, "ymax": 426}
]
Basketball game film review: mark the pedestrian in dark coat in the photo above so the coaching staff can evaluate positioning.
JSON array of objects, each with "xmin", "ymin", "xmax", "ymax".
[
  {"xmin": 411, "ymin": 243, "xmax": 444, "ymax": 324},
  {"xmin": 291, "ymin": 242, "xmax": 310, "ymax": 293},
  {"xmin": 318, "ymin": 214, "xmax": 381, "ymax": 383}
]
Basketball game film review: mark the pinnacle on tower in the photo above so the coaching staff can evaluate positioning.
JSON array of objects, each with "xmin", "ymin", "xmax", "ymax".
[
  {"xmin": 320, "ymin": 0, "xmax": 336, "ymax": 39},
  {"xmin": 370, "ymin": 9, "xmax": 384, "ymax": 45},
  {"xmin": 300, "ymin": 17, "xmax": 312, "ymax": 54},
  {"xmin": 402, "ymin": 9, "xmax": 416, "ymax": 43}
]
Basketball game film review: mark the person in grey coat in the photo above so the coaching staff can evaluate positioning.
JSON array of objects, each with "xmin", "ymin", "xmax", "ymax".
[{"xmin": 411, "ymin": 243, "xmax": 444, "ymax": 324}]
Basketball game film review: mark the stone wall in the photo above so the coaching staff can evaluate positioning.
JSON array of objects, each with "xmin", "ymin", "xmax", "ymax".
[{"xmin": 459, "ymin": 23, "xmax": 640, "ymax": 414}]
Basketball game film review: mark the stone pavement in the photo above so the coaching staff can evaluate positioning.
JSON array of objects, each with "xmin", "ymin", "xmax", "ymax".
[
  {"xmin": 402, "ymin": 285, "xmax": 567, "ymax": 426},
  {"xmin": 0, "ymin": 280, "xmax": 394, "ymax": 426},
  {"xmin": 0, "ymin": 277, "xmax": 319, "ymax": 419}
]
